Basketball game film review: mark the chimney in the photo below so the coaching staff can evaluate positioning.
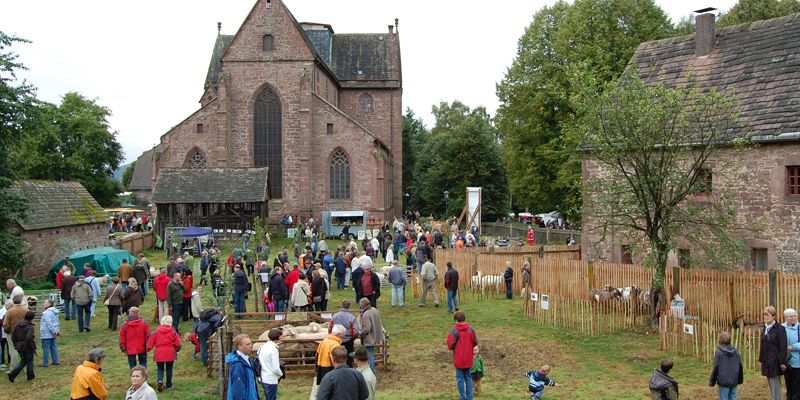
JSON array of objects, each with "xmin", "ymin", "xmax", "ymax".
[
  {"xmin": 388, "ymin": 25, "xmax": 394, "ymax": 34},
  {"xmin": 694, "ymin": 8, "xmax": 717, "ymax": 57}
]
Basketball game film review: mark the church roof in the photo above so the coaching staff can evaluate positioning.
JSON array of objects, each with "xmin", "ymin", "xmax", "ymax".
[
  {"xmin": 129, "ymin": 148, "xmax": 154, "ymax": 191},
  {"xmin": 204, "ymin": 2, "xmax": 401, "ymax": 89},
  {"xmin": 8, "ymin": 181, "xmax": 107, "ymax": 231},
  {"xmin": 204, "ymin": 35, "xmax": 235, "ymax": 89},
  {"xmin": 152, "ymin": 167, "xmax": 269, "ymax": 204},
  {"xmin": 630, "ymin": 13, "xmax": 800, "ymax": 141}
]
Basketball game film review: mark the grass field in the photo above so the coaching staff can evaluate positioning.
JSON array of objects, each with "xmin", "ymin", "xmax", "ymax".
[{"xmin": 0, "ymin": 238, "xmax": 771, "ymax": 399}]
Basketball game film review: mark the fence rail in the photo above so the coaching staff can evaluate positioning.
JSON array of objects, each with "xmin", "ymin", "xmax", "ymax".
[{"xmin": 481, "ymin": 223, "xmax": 581, "ymax": 245}]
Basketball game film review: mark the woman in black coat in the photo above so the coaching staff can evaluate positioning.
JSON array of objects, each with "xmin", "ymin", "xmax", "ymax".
[{"xmin": 759, "ymin": 306, "xmax": 788, "ymax": 400}]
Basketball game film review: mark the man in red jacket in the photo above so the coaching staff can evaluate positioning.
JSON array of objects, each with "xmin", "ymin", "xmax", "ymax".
[
  {"xmin": 447, "ymin": 311, "xmax": 478, "ymax": 400},
  {"xmin": 181, "ymin": 272, "xmax": 193, "ymax": 322},
  {"xmin": 285, "ymin": 265, "xmax": 300, "ymax": 297},
  {"xmin": 119, "ymin": 306, "xmax": 151, "ymax": 369},
  {"xmin": 153, "ymin": 268, "xmax": 171, "ymax": 321}
]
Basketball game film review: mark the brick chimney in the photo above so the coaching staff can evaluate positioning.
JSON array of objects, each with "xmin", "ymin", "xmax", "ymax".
[
  {"xmin": 388, "ymin": 25, "xmax": 394, "ymax": 34},
  {"xmin": 694, "ymin": 8, "xmax": 717, "ymax": 57}
]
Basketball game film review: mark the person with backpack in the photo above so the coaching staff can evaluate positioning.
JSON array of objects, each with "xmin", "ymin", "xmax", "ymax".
[
  {"xmin": 195, "ymin": 307, "xmax": 223, "ymax": 365},
  {"xmin": 649, "ymin": 359, "xmax": 679, "ymax": 400},
  {"xmin": 71, "ymin": 276, "xmax": 94, "ymax": 333},
  {"xmin": 256, "ymin": 328, "xmax": 283, "ymax": 400},
  {"xmin": 709, "ymin": 331, "xmax": 743, "ymax": 400},
  {"xmin": 8, "ymin": 311, "xmax": 36, "ymax": 382}
]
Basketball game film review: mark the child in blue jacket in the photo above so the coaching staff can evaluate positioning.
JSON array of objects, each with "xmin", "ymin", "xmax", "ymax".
[{"xmin": 525, "ymin": 364, "xmax": 559, "ymax": 399}]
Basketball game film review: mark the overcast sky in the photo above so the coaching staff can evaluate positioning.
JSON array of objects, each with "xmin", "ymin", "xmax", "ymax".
[{"xmin": 1, "ymin": 0, "xmax": 738, "ymax": 164}]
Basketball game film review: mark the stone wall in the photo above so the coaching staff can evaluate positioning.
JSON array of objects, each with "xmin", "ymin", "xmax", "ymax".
[
  {"xmin": 17, "ymin": 222, "xmax": 107, "ymax": 278},
  {"xmin": 582, "ymin": 143, "xmax": 800, "ymax": 271}
]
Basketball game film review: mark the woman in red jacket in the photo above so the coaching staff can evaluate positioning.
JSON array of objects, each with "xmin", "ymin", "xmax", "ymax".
[{"xmin": 147, "ymin": 315, "xmax": 182, "ymax": 392}]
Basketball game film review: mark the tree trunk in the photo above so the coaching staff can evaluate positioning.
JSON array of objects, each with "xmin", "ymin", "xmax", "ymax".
[{"xmin": 650, "ymin": 242, "xmax": 669, "ymax": 328}]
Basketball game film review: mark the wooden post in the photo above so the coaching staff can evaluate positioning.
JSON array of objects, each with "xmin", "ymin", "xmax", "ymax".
[
  {"xmin": 587, "ymin": 261, "xmax": 594, "ymax": 292},
  {"xmin": 769, "ymin": 269, "xmax": 778, "ymax": 308},
  {"xmin": 672, "ymin": 266, "xmax": 681, "ymax": 297}
]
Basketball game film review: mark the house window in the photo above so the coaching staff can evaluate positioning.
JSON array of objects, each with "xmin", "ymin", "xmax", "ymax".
[
  {"xmin": 327, "ymin": 123, "xmax": 334, "ymax": 135},
  {"xmin": 263, "ymin": 35, "xmax": 274, "ymax": 52},
  {"xmin": 678, "ymin": 249, "xmax": 690, "ymax": 268},
  {"xmin": 329, "ymin": 149, "xmax": 351, "ymax": 199},
  {"xmin": 197, "ymin": 123, "xmax": 204, "ymax": 134},
  {"xmin": 254, "ymin": 86, "xmax": 282, "ymax": 199},
  {"xmin": 788, "ymin": 166, "xmax": 800, "ymax": 195},
  {"xmin": 359, "ymin": 93, "xmax": 373, "ymax": 114},
  {"xmin": 751, "ymin": 248, "xmax": 768, "ymax": 271},
  {"xmin": 694, "ymin": 168, "xmax": 712, "ymax": 194},
  {"xmin": 621, "ymin": 245, "xmax": 633, "ymax": 264}
]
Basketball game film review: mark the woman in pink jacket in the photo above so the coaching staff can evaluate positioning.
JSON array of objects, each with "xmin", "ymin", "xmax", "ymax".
[{"xmin": 147, "ymin": 315, "xmax": 182, "ymax": 392}]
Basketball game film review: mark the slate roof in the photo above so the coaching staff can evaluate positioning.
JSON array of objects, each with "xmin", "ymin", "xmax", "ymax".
[
  {"xmin": 129, "ymin": 149, "xmax": 153, "ymax": 191},
  {"xmin": 151, "ymin": 168, "xmax": 269, "ymax": 204},
  {"xmin": 8, "ymin": 181, "xmax": 107, "ymax": 231},
  {"xmin": 631, "ymin": 13, "xmax": 800, "ymax": 140},
  {"xmin": 204, "ymin": 5, "xmax": 401, "ymax": 89},
  {"xmin": 205, "ymin": 35, "xmax": 234, "ymax": 89}
]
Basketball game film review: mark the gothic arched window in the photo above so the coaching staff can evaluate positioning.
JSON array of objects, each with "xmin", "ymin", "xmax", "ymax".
[
  {"xmin": 254, "ymin": 86, "xmax": 282, "ymax": 199},
  {"xmin": 359, "ymin": 93, "xmax": 373, "ymax": 114},
  {"xmin": 329, "ymin": 149, "xmax": 350, "ymax": 199}
]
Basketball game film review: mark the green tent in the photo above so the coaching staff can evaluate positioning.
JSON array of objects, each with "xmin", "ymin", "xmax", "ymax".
[{"xmin": 48, "ymin": 247, "xmax": 134, "ymax": 283}]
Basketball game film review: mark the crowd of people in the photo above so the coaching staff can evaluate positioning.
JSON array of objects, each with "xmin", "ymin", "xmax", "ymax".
[{"xmin": 109, "ymin": 212, "xmax": 153, "ymax": 233}]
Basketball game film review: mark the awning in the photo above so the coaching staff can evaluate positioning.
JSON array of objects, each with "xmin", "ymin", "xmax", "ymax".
[
  {"xmin": 181, "ymin": 227, "xmax": 214, "ymax": 237},
  {"xmin": 330, "ymin": 211, "xmax": 365, "ymax": 217}
]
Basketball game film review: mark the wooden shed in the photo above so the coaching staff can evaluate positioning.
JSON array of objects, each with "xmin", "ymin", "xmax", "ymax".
[{"xmin": 151, "ymin": 167, "xmax": 269, "ymax": 235}]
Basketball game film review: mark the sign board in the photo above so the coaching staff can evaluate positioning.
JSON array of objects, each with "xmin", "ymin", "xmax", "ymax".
[
  {"xmin": 683, "ymin": 323, "xmax": 694, "ymax": 335},
  {"xmin": 358, "ymin": 230, "xmax": 366, "ymax": 240},
  {"xmin": 275, "ymin": 314, "xmax": 284, "ymax": 321},
  {"xmin": 321, "ymin": 313, "xmax": 333, "ymax": 319},
  {"xmin": 541, "ymin": 294, "xmax": 550, "ymax": 310},
  {"xmin": 287, "ymin": 228, "xmax": 296, "ymax": 239},
  {"xmin": 531, "ymin": 293, "xmax": 538, "ymax": 302},
  {"xmin": 466, "ymin": 187, "xmax": 482, "ymax": 232},
  {"xmin": 372, "ymin": 229, "xmax": 380, "ymax": 239}
]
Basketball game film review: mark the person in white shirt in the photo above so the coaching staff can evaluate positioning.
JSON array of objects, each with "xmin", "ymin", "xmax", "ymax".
[
  {"xmin": 0, "ymin": 300, "xmax": 11, "ymax": 369},
  {"xmin": 257, "ymin": 328, "xmax": 283, "ymax": 400},
  {"xmin": 6, "ymin": 279, "xmax": 26, "ymax": 307}
]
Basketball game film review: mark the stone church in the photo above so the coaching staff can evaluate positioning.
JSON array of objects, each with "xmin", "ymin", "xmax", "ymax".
[{"xmin": 148, "ymin": 0, "xmax": 403, "ymax": 223}]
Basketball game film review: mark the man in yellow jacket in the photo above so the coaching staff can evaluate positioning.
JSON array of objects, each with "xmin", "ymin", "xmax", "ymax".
[
  {"xmin": 316, "ymin": 324, "xmax": 346, "ymax": 386},
  {"xmin": 70, "ymin": 348, "xmax": 109, "ymax": 400}
]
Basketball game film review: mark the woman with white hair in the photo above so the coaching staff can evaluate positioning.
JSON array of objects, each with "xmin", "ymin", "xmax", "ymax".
[
  {"xmin": 783, "ymin": 308, "xmax": 800, "ymax": 399},
  {"xmin": 146, "ymin": 316, "xmax": 182, "ymax": 392}
]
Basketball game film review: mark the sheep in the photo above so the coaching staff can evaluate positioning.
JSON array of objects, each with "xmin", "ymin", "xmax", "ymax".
[
  {"xmin": 481, "ymin": 274, "xmax": 502, "ymax": 293},
  {"xmin": 590, "ymin": 285, "xmax": 621, "ymax": 303},
  {"xmin": 621, "ymin": 286, "xmax": 642, "ymax": 301},
  {"xmin": 378, "ymin": 266, "xmax": 392, "ymax": 276}
]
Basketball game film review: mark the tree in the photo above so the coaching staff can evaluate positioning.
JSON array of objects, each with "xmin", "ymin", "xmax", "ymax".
[
  {"xmin": 574, "ymin": 73, "xmax": 747, "ymax": 325},
  {"xmin": 413, "ymin": 101, "xmax": 508, "ymax": 222},
  {"xmin": 718, "ymin": 0, "xmax": 800, "ymax": 27},
  {"xmin": 122, "ymin": 160, "xmax": 136, "ymax": 190},
  {"xmin": 496, "ymin": 0, "xmax": 675, "ymax": 223},
  {"xmin": 10, "ymin": 92, "xmax": 123, "ymax": 205},
  {"xmin": 0, "ymin": 31, "xmax": 34, "ymax": 274},
  {"xmin": 401, "ymin": 108, "xmax": 427, "ymax": 211}
]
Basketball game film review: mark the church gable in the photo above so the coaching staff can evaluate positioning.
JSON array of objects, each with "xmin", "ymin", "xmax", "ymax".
[{"xmin": 221, "ymin": 0, "xmax": 316, "ymax": 63}]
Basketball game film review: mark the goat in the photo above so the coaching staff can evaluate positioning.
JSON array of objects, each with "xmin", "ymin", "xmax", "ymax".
[
  {"xmin": 590, "ymin": 285, "xmax": 622, "ymax": 303},
  {"xmin": 732, "ymin": 314, "xmax": 762, "ymax": 335},
  {"xmin": 621, "ymin": 286, "xmax": 642, "ymax": 301}
]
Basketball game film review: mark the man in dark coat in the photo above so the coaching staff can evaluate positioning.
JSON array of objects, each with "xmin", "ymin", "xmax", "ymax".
[
  {"xmin": 444, "ymin": 262, "xmax": 460, "ymax": 313},
  {"xmin": 61, "ymin": 271, "xmax": 78, "ymax": 321},
  {"xmin": 268, "ymin": 266, "xmax": 289, "ymax": 312},
  {"xmin": 503, "ymin": 261, "xmax": 514, "ymax": 300},
  {"xmin": 316, "ymin": 346, "xmax": 368, "ymax": 400},
  {"xmin": 8, "ymin": 311, "xmax": 36, "ymax": 382},
  {"xmin": 232, "ymin": 264, "xmax": 248, "ymax": 319}
]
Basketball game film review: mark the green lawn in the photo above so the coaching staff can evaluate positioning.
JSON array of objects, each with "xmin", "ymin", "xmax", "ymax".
[{"xmin": 0, "ymin": 238, "xmax": 769, "ymax": 399}]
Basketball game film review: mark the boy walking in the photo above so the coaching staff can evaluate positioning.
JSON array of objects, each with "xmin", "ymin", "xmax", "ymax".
[
  {"xmin": 525, "ymin": 364, "xmax": 558, "ymax": 399},
  {"xmin": 649, "ymin": 359, "xmax": 678, "ymax": 400}
]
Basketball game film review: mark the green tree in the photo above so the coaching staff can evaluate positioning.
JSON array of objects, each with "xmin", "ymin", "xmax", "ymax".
[
  {"xmin": 496, "ymin": 0, "xmax": 674, "ymax": 223},
  {"xmin": 414, "ymin": 101, "xmax": 508, "ymax": 222},
  {"xmin": 122, "ymin": 160, "xmax": 136, "ymax": 190},
  {"xmin": 574, "ymin": 74, "xmax": 747, "ymax": 325},
  {"xmin": 402, "ymin": 108, "xmax": 427, "ymax": 211},
  {"xmin": 0, "ymin": 31, "xmax": 34, "ymax": 274},
  {"xmin": 718, "ymin": 0, "xmax": 800, "ymax": 26},
  {"xmin": 11, "ymin": 92, "xmax": 123, "ymax": 205}
]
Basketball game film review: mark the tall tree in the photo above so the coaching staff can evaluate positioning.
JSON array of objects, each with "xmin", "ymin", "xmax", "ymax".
[
  {"xmin": 496, "ymin": 0, "xmax": 675, "ymax": 223},
  {"xmin": 122, "ymin": 160, "xmax": 136, "ymax": 190},
  {"xmin": 401, "ymin": 108, "xmax": 427, "ymax": 211},
  {"xmin": 414, "ymin": 101, "xmax": 508, "ymax": 222},
  {"xmin": 718, "ymin": 0, "xmax": 800, "ymax": 26},
  {"xmin": 11, "ymin": 92, "xmax": 123, "ymax": 205},
  {"xmin": 0, "ymin": 31, "xmax": 34, "ymax": 274},
  {"xmin": 574, "ymin": 74, "xmax": 746, "ymax": 325}
]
